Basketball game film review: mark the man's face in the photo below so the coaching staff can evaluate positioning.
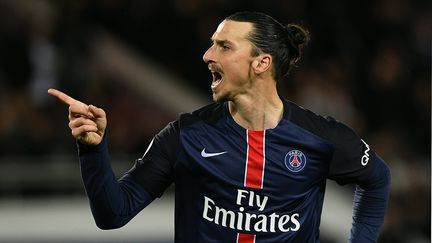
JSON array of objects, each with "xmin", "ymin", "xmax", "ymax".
[{"xmin": 203, "ymin": 20, "xmax": 256, "ymax": 102}]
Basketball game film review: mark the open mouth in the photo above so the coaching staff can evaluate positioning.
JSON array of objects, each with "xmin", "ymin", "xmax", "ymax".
[{"xmin": 211, "ymin": 71, "xmax": 223, "ymax": 89}]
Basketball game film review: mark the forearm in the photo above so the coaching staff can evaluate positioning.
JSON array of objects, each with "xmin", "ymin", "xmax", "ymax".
[
  {"xmin": 349, "ymin": 156, "xmax": 391, "ymax": 242},
  {"xmin": 78, "ymin": 137, "xmax": 153, "ymax": 229}
]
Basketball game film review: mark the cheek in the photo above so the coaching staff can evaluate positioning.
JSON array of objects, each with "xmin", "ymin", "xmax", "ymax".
[{"xmin": 230, "ymin": 62, "xmax": 252, "ymax": 82}]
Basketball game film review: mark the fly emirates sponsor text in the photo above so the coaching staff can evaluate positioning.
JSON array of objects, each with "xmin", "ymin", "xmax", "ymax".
[{"xmin": 202, "ymin": 189, "xmax": 301, "ymax": 233}]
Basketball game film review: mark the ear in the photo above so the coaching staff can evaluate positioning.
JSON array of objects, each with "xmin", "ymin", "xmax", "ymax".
[{"xmin": 252, "ymin": 54, "xmax": 272, "ymax": 74}]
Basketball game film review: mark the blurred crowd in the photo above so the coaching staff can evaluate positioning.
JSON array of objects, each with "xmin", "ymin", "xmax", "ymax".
[{"xmin": 0, "ymin": 0, "xmax": 430, "ymax": 242}]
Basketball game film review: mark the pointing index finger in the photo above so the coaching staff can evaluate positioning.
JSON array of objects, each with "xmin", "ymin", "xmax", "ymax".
[{"xmin": 48, "ymin": 88, "xmax": 77, "ymax": 106}]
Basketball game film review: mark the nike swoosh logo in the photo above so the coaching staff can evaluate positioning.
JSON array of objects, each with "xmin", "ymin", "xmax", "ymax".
[{"xmin": 201, "ymin": 148, "xmax": 227, "ymax": 158}]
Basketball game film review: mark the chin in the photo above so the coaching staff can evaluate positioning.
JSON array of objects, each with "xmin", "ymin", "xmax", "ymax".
[
  {"xmin": 212, "ymin": 91, "xmax": 226, "ymax": 103},
  {"xmin": 212, "ymin": 93, "xmax": 222, "ymax": 103},
  {"xmin": 212, "ymin": 89, "xmax": 232, "ymax": 103}
]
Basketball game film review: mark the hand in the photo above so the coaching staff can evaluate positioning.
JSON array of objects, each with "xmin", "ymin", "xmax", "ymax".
[{"xmin": 48, "ymin": 88, "xmax": 107, "ymax": 146}]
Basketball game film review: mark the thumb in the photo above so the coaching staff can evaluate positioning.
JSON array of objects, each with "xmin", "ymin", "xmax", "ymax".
[{"xmin": 88, "ymin": 105, "xmax": 106, "ymax": 118}]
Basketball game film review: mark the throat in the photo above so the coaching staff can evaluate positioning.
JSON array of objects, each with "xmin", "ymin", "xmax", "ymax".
[{"xmin": 228, "ymin": 99, "xmax": 284, "ymax": 130}]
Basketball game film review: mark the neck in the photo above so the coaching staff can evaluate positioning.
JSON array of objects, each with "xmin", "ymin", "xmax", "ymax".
[{"xmin": 228, "ymin": 81, "xmax": 283, "ymax": 130}]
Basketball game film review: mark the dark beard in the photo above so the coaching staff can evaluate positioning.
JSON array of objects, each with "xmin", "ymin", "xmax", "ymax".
[{"xmin": 212, "ymin": 90, "xmax": 230, "ymax": 103}]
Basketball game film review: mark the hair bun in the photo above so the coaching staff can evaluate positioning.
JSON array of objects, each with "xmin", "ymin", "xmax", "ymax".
[
  {"xmin": 286, "ymin": 24, "xmax": 310, "ymax": 47},
  {"xmin": 285, "ymin": 24, "xmax": 310, "ymax": 65}
]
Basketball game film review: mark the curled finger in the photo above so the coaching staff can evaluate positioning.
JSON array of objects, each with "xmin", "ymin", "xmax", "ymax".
[
  {"xmin": 69, "ymin": 117, "xmax": 98, "ymax": 129},
  {"xmin": 71, "ymin": 125, "xmax": 98, "ymax": 138}
]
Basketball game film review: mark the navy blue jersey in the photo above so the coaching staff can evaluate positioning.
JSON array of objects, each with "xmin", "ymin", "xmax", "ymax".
[{"xmin": 79, "ymin": 99, "xmax": 391, "ymax": 243}]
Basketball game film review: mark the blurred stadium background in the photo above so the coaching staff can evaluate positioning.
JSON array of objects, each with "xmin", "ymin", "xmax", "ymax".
[{"xmin": 0, "ymin": 0, "xmax": 430, "ymax": 242}]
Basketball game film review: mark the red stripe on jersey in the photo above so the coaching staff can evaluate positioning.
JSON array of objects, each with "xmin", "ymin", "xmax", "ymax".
[
  {"xmin": 238, "ymin": 130, "xmax": 265, "ymax": 243},
  {"xmin": 237, "ymin": 233, "xmax": 255, "ymax": 243},
  {"xmin": 244, "ymin": 130, "xmax": 265, "ymax": 189}
]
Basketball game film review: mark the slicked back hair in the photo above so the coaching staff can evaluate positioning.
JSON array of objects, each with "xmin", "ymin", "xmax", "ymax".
[{"xmin": 226, "ymin": 11, "xmax": 310, "ymax": 81}]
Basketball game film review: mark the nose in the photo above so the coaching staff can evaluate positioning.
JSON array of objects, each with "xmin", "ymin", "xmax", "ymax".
[{"xmin": 202, "ymin": 45, "xmax": 214, "ymax": 64}]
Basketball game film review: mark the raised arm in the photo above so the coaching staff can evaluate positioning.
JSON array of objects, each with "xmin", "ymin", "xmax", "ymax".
[{"xmin": 48, "ymin": 88, "xmax": 153, "ymax": 229}]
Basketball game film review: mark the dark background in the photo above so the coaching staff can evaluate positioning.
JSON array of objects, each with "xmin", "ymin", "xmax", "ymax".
[{"xmin": 0, "ymin": 0, "xmax": 430, "ymax": 242}]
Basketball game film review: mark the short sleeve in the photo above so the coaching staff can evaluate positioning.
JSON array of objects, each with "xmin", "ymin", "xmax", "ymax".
[{"xmin": 127, "ymin": 120, "xmax": 180, "ymax": 198}]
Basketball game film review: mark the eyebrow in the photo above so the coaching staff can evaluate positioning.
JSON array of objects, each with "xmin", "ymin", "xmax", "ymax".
[{"xmin": 211, "ymin": 38, "xmax": 234, "ymax": 46}]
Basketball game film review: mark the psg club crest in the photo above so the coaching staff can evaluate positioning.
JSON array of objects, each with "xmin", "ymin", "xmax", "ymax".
[{"xmin": 284, "ymin": 150, "xmax": 307, "ymax": 173}]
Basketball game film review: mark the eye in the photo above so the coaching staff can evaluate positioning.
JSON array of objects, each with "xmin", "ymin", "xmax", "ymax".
[{"xmin": 221, "ymin": 45, "xmax": 230, "ymax": 51}]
